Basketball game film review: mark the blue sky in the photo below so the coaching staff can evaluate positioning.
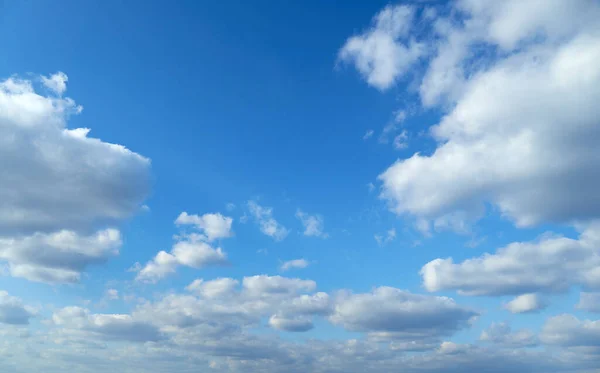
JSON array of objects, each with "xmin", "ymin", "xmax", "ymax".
[{"xmin": 1, "ymin": 0, "xmax": 600, "ymax": 372}]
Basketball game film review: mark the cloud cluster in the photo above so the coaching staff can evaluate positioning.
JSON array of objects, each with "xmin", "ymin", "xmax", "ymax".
[
  {"xmin": 0, "ymin": 291, "xmax": 36, "ymax": 325},
  {"xmin": 248, "ymin": 201, "xmax": 289, "ymax": 241},
  {"xmin": 0, "ymin": 73, "xmax": 150, "ymax": 284},
  {"xmin": 295, "ymin": 210, "xmax": 327, "ymax": 238}
]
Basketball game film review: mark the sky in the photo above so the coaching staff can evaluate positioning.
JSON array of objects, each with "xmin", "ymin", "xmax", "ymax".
[{"xmin": 1, "ymin": 0, "xmax": 600, "ymax": 372}]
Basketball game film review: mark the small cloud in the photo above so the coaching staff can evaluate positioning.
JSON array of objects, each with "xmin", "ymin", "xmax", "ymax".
[
  {"xmin": 226, "ymin": 203, "xmax": 236, "ymax": 211},
  {"xmin": 280, "ymin": 259, "xmax": 310, "ymax": 272},
  {"xmin": 375, "ymin": 228, "xmax": 396, "ymax": 246},
  {"xmin": 367, "ymin": 182, "xmax": 375, "ymax": 192},
  {"xmin": 296, "ymin": 209, "xmax": 327, "ymax": 238},
  {"xmin": 104, "ymin": 289, "xmax": 119, "ymax": 301},
  {"xmin": 248, "ymin": 201, "xmax": 289, "ymax": 241},
  {"xmin": 41, "ymin": 71, "xmax": 68, "ymax": 95},
  {"xmin": 363, "ymin": 129, "xmax": 375, "ymax": 140},
  {"xmin": 393, "ymin": 130, "xmax": 408, "ymax": 149}
]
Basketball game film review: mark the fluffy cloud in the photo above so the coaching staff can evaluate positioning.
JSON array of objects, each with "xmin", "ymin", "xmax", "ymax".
[
  {"xmin": 480, "ymin": 322, "xmax": 538, "ymax": 348},
  {"xmin": 0, "ymin": 73, "xmax": 150, "ymax": 236},
  {"xmin": 329, "ymin": 287, "xmax": 477, "ymax": 340},
  {"xmin": 186, "ymin": 278, "xmax": 239, "ymax": 298},
  {"xmin": 175, "ymin": 212, "xmax": 233, "ymax": 241},
  {"xmin": 338, "ymin": 5, "xmax": 424, "ymax": 90},
  {"xmin": 295, "ymin": 210, "xmax": 327, "ymax": 238},
  {"xmin": 136, "ymin": 233, "xmax": 227, "ymax": 283},
  {"xmin": 504, "ymin": 294, "xmax": 547, "ymax": 314},
  {"xmin": 372, "ymin": 0, "xmax": 600, "ymax": 229},
  {"xmin": 0, "ymin": 229, "xmax": 121, "ymax": 284},
  {"xmin": 541, "ymin": 314, "xmax": 600, "ymax": 347},
  {"xmin": 577, "ymin": 292, "xmax": 600, "ymax": 313},
  {"xmin": 421, "ymin": 225, "xmax": 600, "ymax": 296},
  {"xmin": 247, "ymin": 201, "xmax": 289, "ymax": 241},
  {"xmin": 52, "ymin": 306, "xmax": 163, "ymax": 342},
  {"xmin": 280, "ymin": 259, "xmax": 309, "ymax": 272},
  {"xmin": 0, "ymin": 73, "xmax": 150, "ymax": 283},
  {"xmin": 0, "ymin": 291, "xmax": 36, "ymax": 325},
  {"xmin": 242, "ymin": 275, "xmax": 316, "ymax": 296},
  {"xmin": 268, "ymin": 314, "xmax": 313, "ymax": 332}
]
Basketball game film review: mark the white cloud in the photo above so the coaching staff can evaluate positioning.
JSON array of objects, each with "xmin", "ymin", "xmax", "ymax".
[
  {"xmin": 247, "ymin": 201, "xmax": 289, "ymax": 241},
  {"xmin": 136, "ymin": 234, "xmax": 227, "ymax": 283},
  {"xmin": 329, "ymin": 287, "xmax": 477, "ymax": 340},
  {"xmin": 41, "ymin": 71, "xmax": 68, "ymax": 95},
  {"xmin": 0, "ymin": 74, "xmax": 150, "ymax": 236},
  {"xmin": 480, "ymin": 322, "xmax": 538, "ymax": 348},
  {"xmin": 0, "ymin": 73, "xmax": 150, "ymax": 284},
  {"xmin": 295, "ymin": 210, "xmax": 327, "ymax": 238},
  {"xmin": 280, "ymin": 259, "xmax": 309, "ymax": 272},
  {"xmin": 52, "ymin": 306, "xmax": 163, "ymax": 342},
  {"xmin": 242, "ymin": 275, "xmax": 316, "ymax": 296},
  {"xmin": 541, "ymin": 314, "xmax": 600, "ymax": 347},
  {"xmin": 366, "ymin": 0, "xmax": 600, "ymax": 230},
  {"xmin": 504, "ymin": 294, "xmax": 547, "ymax": 314},
  {"xmin": 105, "ymin": 289, "xmax": 119, "ymax": 301},
  {"xmin": 268, "ymin": 314, "xmax": 313, "ymax": 332},
  {"xmin": 0, "ymin": 291, "xmax": 36, "ymax": 325},
  {"xmin": 375, "ymin": 228, "xmax": 396, "ymax": 246},
  {"xmin": 0, "ymin": 229, "xmax": 121, "ymax": 284},
  {"xmin": 421, "ymin": 224, "xmax": 600, "ymax": 296},
  {"xmin": 186, "ymin": 278, "xmax": 239, "ymax": 298},
  {"xmin": 392, "ymin": 130, "xmax": 408, "ymax": 149},
  {"xmin": 175, "ymin": 212, "xmax": 233, "ymax": 241},
  {"xmin": 363, "ymin": 129, "xmax": 374, "ymax": 140},
  {"xmin": 338, "ymin": 5, "xmax": 424, "ymax": 90},
  {"xmin": 576, "ymin": 292, "xmax": 600, "ymax": 313}
]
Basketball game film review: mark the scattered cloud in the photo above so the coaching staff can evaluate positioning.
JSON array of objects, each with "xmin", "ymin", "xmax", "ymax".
[
  {"xmin": 421, "ymin": 225, "xmax": 600, "ymax": 296},
  {"xmin": 175, "ymin": 212, "xmax": 233, "ymax": 242},
  {"xmin": 338, "ymin": 5, "xmax": 424, "ymax": 90},
  {"xmin": 375, "ymin": 228, "xmax": 396, "ymax": 246},
  {"xmin": 280, "ymin": 259, "xmax": 309, "ymax": 272},
  {"xmin": 541, "ymin": 314, "xmax": 600, "ymax": 347},
  {"xmin": 247, "ymin": 201, "xmax": 289, "ymax": 241},
  {"xmin": 0, "ymin": 291, "xmax": 36, "ymax": 325},
  {"xmin": 504, "ymin": 294, "xmax": 547, "ymax": 314},
  {"xmin": 296, "ymin": 210, "xmax": 327, "ymax": 238},
  {"xmin": 480, "ymin": 322, "xmax": 538, "ymax": 348},
  {"xmin": 576, "ymin": 292, "xmax": 600, "ymax": 313},
  {"xmin": 363, "ymin": 129, "xmax": 374, "ymax": 140}
]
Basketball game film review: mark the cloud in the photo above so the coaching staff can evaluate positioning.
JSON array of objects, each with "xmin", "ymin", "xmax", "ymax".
[
  {"xmin": 41, "ymin": 71, "xmax": 68, "ymax": 95},
  {"xmin": 338, "ymin": 5, "xmax": 424, "ymax": 90},
  {"xmin": 375, "ymin": 228, "xmax": 396, "ymax": 246},
  {"xmin": 295, "ymin": 210, "xmax": 327, "ymax": 238},
  {"xmin": 0, "ymin": 73, "xmax": 150, "ymax": 236},
  {"xmin": 541, "ymin": 314, "xmax": 600, "ymax": 347},
  {"xmin": 175, "ymin": 212, "xmax": 233, "ymax": 241},
  {"xmin": 0, "ymin": 229, "xmax": 121, "ymax": 284},
  {"xmin": 105, "ymin": 289, "xmax": 119, "ymax": 301},
  {"xmin": 480, "ymin": 322, "xmax": 538, "ymax": 348},
  {"xmin": 363, "ymin": 129, "xmax": 374, "ymax": 140},
  {"xmin": 242, "ymin": 275, "xmax": 316, "ymax": 296},
  {"xmin": 136, "ymin": 233, "xmax": 228, "ymax": 283},
  {"xmin": 576, "ymin": 292, "xmax": 600, "ymax": 313},
  {"xmin": 268, "ymin": 314, "xmax": 314, "ymax": 332},
  {"xmin": 280, "ymin": 259, "xmax": 309, "ymax": 272},
  {"xmin": 247, "ymin": 201, "xmax": 289, "ymax": 241},
  {"xmin": 329, "ymin": 287, "xmax": 477, "ymax": 340},
  {"xmin": 369, "ymin": 0, "xmax": 600, "ymax": 230},
  {"xmin": 186, "ymin": 278, "xmax": 239, "ymax": 298},
  {"xmin": 0, "ymin": 291, "xmax": 36, "ymax": 325},
  {"xmin": 0, "ymin": 73, "xmax": 150, "ymax": 284},
  {"xmin": 504, "ymin": 294, "xmax": 547, "ymax": 314},
  {"xmin": 421, "ymin": 224, "xmax": 600, "ymax": 296},
  {"xmin": 52, "ymin": 306, "xmax": 163, "ymax": 343}
]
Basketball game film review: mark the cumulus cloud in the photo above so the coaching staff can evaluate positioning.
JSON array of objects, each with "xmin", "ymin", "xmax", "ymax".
[
  {"xmin": 175, "ymin": 212, "xmax": 233, "ymax": 241},
  {"xmin": 186, "ymin": 278, "xmax": 239, "ymax": 298},
  {"xmin": 504, "ymin": 294, "xmax": 547, "ymax": 314},
  {"xmin": 329, "ymin": 287, "xmax": 477, "ymax": 340},
  {"xmin": 0, "ymin": 291, "xmax": 36, "ymax": 325},
  {"xmin": 268, "ymin": 314, "xmax": 313, "ymax": 332},
  {"xmin": 421, "ymin": 225, "xmax": 600, "ymax": 296},
  {"xmin": 0, "ymin": 73, "xmax": 150, "ymax": 283},
  {"xmin": 52, "ymin": 306, "xmax": 163, "ymax": 343},
  {"xmin": 295, "ymin": 210, "xmax": 327, "ymax": 238},
  {"xmin": 0, "ymin": 73, "xmax": 150, "ymax": 236},
  {"xmin": 136, "ymin": 233, "xmax": 228, "ymax": 283},
  {"xmin": 576, "ymin": 292, "xmax": 600, "ymax": 313},
  {"xmin": 0, "ymin": 229, "xmax": 121, "ymax": 284},
  {"xmin": 367, "ymin": 0, "xmax": 600, "ymax": 230},
  {"xmin": 280, "ymin": 259, "xmax": 309, "ymax": 272},
  {"xmin": 338, "ymin": 5, "xmax": 424, "ymax": 90},
  {"xmin": 541, "ymin": 314, "xmax": 600, "ymax": 347},
  {"xmin": 480, "ymin": 322, "xmax": 538, "ymax": 348},
  {"xmin": 247, "ymin": 201, "xmax": 289, "ymax": 241}
]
